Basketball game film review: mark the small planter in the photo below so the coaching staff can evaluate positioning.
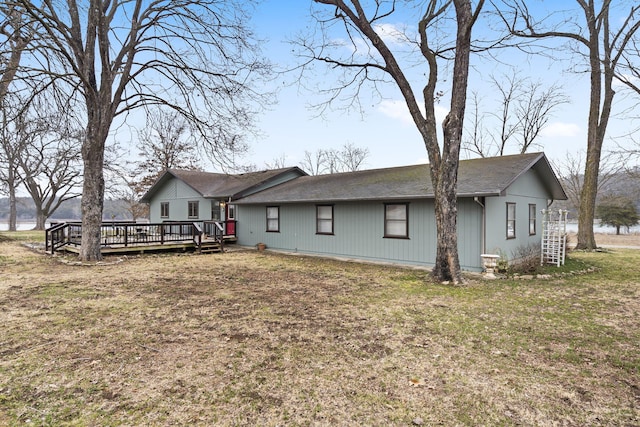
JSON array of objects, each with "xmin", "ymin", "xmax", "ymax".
[
  {"xmin": 257, "ymin": 243, "xmax": 266, "ymax": 251},
  {"xmin": 480, "ymin": 254, "xmax": 501, "ymax": 279}
]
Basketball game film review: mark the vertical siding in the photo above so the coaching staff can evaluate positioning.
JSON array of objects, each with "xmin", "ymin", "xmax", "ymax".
[
  {"xmin": 148, "ymin": 178, "xmax": 212, "ymax": 222},
  {"xmin": 485, "ymin": 169, "xmax": 549, "ymax": 261},
  {"xmin": 237, "ymin": 199, "xmax": 484, "ymax": 271},
  {"xmin": 456, "ymin": 198, "xmax": 484, "ymax": 270}
]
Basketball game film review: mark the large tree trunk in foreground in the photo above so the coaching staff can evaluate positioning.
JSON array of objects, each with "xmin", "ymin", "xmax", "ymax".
[
  {"xmin": 79, "ymin": 115, "xmax": 107, "ymax": 261},
  {"xmin": 576, "ymin": 147, "xmax": 601, "ymax": 249},
  {"xmin": 433, "ymin": 180, "xmax": 460, "ymax": 282},
  {"xmin": 429, "ymin": 0, "xmax": 473, "ymax": 283}
]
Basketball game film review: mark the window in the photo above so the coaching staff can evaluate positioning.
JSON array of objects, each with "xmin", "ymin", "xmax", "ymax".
[
  {"xmin": 188, "ymin": 201, "xmax": 199, "ymax": 219},
  {"xmin": 316, "ymin": 205, "xmax": 334, "ymax": 235},
  {"xmin": 160, "ymin": 202, "xmax": 169, "ymax": 218},
  {"xmin": 211, "ymin": 201, "xmax": 221, "ymax": 221},
  {"xmin": 266, "ymin": 206, "xmax": 280, "ymax": 232},
  {"xmin": 384, "ymin": 203, "xmax": 409, "ymax": 238},
  {"xmin": 506, "ymin": 202, "xmax": 516, "ymax": 239},
  {"xmin": 529, "ymin": 204, "xmax": 537, "ymax": 235},
  {"xmin": 227, "ymin": 204, "xmax": 236, "ymax": 220}
]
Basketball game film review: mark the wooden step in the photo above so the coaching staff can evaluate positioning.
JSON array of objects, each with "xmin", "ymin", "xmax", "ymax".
[{"xmin": 200, "ymin": 241, "xmax": 222, "ymax": 254}]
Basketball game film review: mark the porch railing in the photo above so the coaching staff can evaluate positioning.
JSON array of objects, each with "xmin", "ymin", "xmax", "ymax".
[{"xmin": 45, "ymin": 221, "xmax": 214, "ymax": 254}]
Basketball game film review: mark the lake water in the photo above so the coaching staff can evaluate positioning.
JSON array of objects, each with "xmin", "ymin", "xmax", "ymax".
[
  {"xmin": 0, "ymin": 221, "xmax": 55, "ymax": 231},
  {"xmin": 565, "ymin": 222, "xmax": 640, "ymax": 234}
]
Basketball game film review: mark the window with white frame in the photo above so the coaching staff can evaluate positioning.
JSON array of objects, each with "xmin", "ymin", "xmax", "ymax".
[
  {"xmin": 160, "ymin": 202, "xmax": 169, "ymax": 218},
  {"xmin": 266, "ymin": 206, "xmax": 280, "ymax": 232},
  {"xmin": 529, "ymin": 204, "xmax": 536, "ymax": 235},
  {"xmin": 188, "ymin": 201, "xmax": 199, "ymax": 219},
  {"xmin": 506, "ymin": 202, "xmax": 516, "ymax": 239},
  {"xmin": 316, "ymin": 205, "xmax": 334, "ymax": 235},
  {"xmin": 384, "ymin": 203, "xmax": 409, "ymax": 238}
]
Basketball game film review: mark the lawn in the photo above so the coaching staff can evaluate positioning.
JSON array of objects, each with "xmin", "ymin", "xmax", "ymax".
[{"xmin": 0, "ymin": 232, "xmax": 638, "ymax": 426}]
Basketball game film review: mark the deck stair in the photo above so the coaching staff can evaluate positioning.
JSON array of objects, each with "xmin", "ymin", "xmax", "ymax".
[
  {"xmin": 199, "ymin": 238, "xmax": 222, "ymax": 254},
  {"xmin": 541, "ymin": 209, "xmax": 568, "ymax": 266}
]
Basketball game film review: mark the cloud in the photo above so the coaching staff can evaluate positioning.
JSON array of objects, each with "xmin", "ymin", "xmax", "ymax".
[
  {"xmin": 373, "ymin": 23, "xmax": 409, "ymax": 45},
  {"xmin": 378, "ymin": 99, "xmax": 448, "ymax": 125},
  {"xmin": 541, "ymin": 122, "xmax": 582, "ymax": 138},
  {"xmin": 338, "ymin": 23, "xmax": 413, "ymax": 57}
]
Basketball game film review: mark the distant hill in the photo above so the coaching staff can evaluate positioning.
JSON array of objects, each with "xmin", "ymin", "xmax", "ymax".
[{"xmin": 553, "ymin": 168, "xmax": 640, "ymax": 218}]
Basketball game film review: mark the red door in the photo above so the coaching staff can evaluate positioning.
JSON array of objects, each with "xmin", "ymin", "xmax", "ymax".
[{"xmin": 225, "ymin": 204, "xmax": 236, "ymax": 235}]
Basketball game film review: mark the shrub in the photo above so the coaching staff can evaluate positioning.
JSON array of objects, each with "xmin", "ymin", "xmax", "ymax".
[{"xmin": 509, "ymin": 243, "xmax": 542, "ymax": 274}]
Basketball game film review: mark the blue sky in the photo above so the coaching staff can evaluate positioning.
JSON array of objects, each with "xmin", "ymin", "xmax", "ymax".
[{"xmin": 240, "ymin": 1, "xmax": 639, "ymax": 172}]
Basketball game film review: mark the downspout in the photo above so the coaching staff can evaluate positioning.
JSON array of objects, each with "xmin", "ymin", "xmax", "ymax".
[{"xmin": 474, "ymin": 196, "xmax": 486, "ymax": 254}]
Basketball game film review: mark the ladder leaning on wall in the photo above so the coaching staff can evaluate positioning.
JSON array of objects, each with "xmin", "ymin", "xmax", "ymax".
[{"xmin": 541, "ymin": 209, "xmax": 569, "ymax": 267}]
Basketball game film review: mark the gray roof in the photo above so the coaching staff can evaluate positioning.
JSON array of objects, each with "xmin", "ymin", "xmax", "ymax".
[
  {"xmin": 140, "ymin": 167, "xmax": 306, "ymax": 203},
  {"xmin": 235, "ymin": 152, "xmax": 567, "ymax": 204}
]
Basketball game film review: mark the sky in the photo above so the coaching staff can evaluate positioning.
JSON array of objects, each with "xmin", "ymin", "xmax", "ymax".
[{"xmin": 232, "ymin": 1, "xmax": 640, "ymax": 173}]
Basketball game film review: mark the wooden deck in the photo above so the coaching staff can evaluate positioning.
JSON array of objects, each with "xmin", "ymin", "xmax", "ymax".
[
  {"xmin": 59, "ymin": 239, "xmax": 221, "ymax": 255},
  {"xmin": 46, "ymin": 221, "xmax": 236, "ymax": 255}
]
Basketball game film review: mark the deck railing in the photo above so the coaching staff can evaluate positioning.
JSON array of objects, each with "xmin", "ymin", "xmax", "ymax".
[{"xmin": 45, "ymin": 221, "xmax": 227, "ymax": 254}]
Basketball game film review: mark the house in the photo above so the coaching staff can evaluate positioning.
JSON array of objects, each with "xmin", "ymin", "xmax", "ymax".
[
  {"xmin": 232, "ymin": 152, "xmax": 566, "ymax": 271},
  {"xmin": 141, "ymin": 153, "xmax": 566, "ymax": 272},
  {"xmin": 140, "ymin": 167, "xmax": 307, "ymax": 235}
]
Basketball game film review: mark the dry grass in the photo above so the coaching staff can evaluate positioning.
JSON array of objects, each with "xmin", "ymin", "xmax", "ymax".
[
  {"xmin": 567, "ymin": 231, "xmax": 640, "ymax": 248},
  {"xmin": 0, "ymin": 233, "xmax": 638, "ymax": 426}
]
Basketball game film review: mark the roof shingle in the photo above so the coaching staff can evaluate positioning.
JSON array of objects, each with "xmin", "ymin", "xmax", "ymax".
[{"xmin": 235, "ymin": 152, "xmax": 566, "ymax": 204}]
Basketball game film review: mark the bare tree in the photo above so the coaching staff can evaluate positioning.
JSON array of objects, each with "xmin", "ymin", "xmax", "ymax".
[
  {"xmin": 109, "ymin": 169, "xmax": 149, "ymax": 222},
  {"xmin": 299, "ymin": 143, "xmax": 369, "ymax": 175},
  {"xmin": 12, "ymin": 0, "xmax": 271, "ymax": 260},
  {"xmin": 18, "ymin": 112, "xmax": 82, "ymax": 230},
  {"xmin": 464, "ymin": 71, "xmax": 568, "ymax": 157},
  {"xmin": 552, "ymin": 151, "xmax": 625, "ymax": 218},
  {"xmin": 498, "ymin": 0, "xmax": 640, "ymax": 250},
  {"xmin": 338, "ymin": 142, "xmax": 369, "ymax": 172},
  {"xmin": 134, "ymin": 109, "xmax": 202, "ymax": 191},
  {"xmin": 0, "ymin": 3, "xmax": 35, "ymax": 102},
  {"xmin": 298, "ymin": 0, "xmax": 483, "ymax": 283},
  {"xmin": 300, "ymin": 149, "xmax": 328, "ymax": 176},
  {"xmin": 265, "ymin": 153, "xmax": 289, "ymax": 170},
  {"xmin": 0, "ymin": 96, "xmax": 23, "ymax": 231},
  {"xmin": 0, "ymin": 5, "xmax": 36, "ymax": 230},
  {"xmin": 463, "ymin": 91, "xmax": 490, "ymax": 158}
]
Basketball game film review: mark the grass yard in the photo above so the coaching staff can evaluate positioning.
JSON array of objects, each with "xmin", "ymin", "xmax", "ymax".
[{"xmin": 0, "ymin": 232, "xmax": 638, "ymax": 426}]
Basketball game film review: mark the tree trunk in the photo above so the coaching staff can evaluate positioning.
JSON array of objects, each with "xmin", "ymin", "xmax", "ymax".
[
  {"xmin": 576, "ymin": 149, "xmax": 599, "ymax": 249},
  {"xmin": 34, "ymin": 210, "xmax": 47, "ymax": 230},
  {"xmin": 575, "ymin": 3, "xmax": 616, "ymax": 251},
  {"xmin": 432, "ymin": 175, "xmax": 461, "ymax": 282},
  {"xmin": 429, "ymin": 0, "xmax": 472, "ymax": 284},
  {"xmin": 8, "ymin": 170, "xmax": 17, "ymax": 232},
  {"xmin": 79, "ymin": 120, "xmax": 107, "ymax": 261}
]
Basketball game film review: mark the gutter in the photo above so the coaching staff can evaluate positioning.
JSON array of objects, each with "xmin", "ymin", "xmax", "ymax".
[{"xmin": 474, "ymin": 196, "xmax": 486, "ymax": 254}]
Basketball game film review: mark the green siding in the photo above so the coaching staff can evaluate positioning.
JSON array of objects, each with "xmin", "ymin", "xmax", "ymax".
[
  {"xmin": 148, "ymin": 178, "xmax": 212, "ymax": 223},
  {"xmin": 237, "ymin": 198, "xmax": 484, "ymax": 271},
  {"xmin": 484, "ymin": 169, "xmax": 549, "ymax": 260}
]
